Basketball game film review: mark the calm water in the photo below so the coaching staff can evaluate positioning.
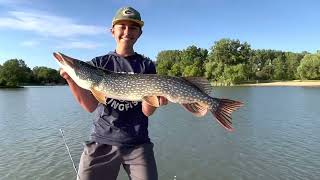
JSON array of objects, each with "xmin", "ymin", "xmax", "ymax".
[{"xmin": 0, "ymin": 86, "xmax": 319, "ymax": 180}]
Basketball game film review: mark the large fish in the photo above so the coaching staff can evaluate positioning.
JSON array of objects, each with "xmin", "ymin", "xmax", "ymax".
[{"xmin": 53, "ymin": 52, "xmax": 243, "ymax": 131}]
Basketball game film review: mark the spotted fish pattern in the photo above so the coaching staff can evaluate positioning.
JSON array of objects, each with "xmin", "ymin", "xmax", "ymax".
[{"xmin": 54, "ymin": 52, "xmax": 243, "ymax": 131}]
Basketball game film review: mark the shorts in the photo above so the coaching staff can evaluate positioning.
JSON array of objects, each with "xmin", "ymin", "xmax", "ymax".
[{"xmin": 77, "ymin": 141, "xmax": 158, "ymax": 180}]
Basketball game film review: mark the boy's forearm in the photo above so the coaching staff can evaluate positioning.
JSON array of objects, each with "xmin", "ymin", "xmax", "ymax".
[{"xmin": 66, "ymin": 79, "xmax": 99, "ymax": 112}]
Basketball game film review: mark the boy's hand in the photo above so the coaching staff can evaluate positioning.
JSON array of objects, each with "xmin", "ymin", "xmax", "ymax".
[
  {"xmin": 59, "ymin": 68, "xmax": 72, "ymax": 81},
  {"xmin": 142, "ymin": 96, "xmax": 168, "ymax": 116},
  {"xmin": 158, "ymin": 96, "xmax": 168, "ymax": 106}
]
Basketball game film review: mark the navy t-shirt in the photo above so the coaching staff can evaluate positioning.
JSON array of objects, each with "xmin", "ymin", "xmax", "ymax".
[{"xmin": 89, "ymin": 52, "xmax": 156, "ymax": 146}]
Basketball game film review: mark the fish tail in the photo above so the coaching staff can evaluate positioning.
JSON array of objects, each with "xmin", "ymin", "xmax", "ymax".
[{"xmin": 210, "ymin": 98, "xmax": 243, "ymax": 131}]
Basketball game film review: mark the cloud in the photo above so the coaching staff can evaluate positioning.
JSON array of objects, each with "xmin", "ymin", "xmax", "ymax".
[
  {"xmin": 0, "ymin": 0, "xmax": 48, "ymax": 9},
  {"xmin": 56, "ymin": 41, "xmax": 101, "ymax": 49},
  {"xmin": 0, "ymin": 0, "xmax": 20, "ymax": 5},
  {"xmin": 20, "ymin": 40, "xmax": 40, "ymax": 47},
  {"xmin": 0, "ymin": 11, "xmax": 106, "ymax": 38}
]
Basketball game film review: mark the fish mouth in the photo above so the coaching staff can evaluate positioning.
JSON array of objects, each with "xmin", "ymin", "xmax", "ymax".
[{"xmin": 53, "ymin": 52, "xmax": 75, "ymax": 68}]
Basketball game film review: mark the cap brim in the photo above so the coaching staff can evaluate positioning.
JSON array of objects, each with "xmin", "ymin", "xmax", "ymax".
[{"xmin": 112, "ymin": 18, "xmax": 144, "ymax": 27}]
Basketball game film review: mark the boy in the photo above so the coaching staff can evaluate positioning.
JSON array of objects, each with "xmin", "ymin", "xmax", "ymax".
[{"xmin": 60, "ymin": 6, "xmax": 167, "ymax": 180}]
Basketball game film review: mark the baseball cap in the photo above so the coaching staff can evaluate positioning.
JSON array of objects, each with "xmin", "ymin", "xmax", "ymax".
[{"xmin": 112, "ymin": 7, "xmax": 144, "ymax": 27}]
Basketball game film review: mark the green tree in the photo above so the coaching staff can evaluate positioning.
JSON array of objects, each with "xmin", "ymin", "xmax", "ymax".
[
  {"xmin": 0, "ymin": 59, "xmax": 32, "ymax": 87},
  {"xmin": 297, "ymin": 53, "xmax": 320, "ymax": 80},
  {"xmin": 0, "ymin": 64, "xmax": 5, "ymax": 86},
  {"xmin": 156, "ymin": 46, "xmax": 208, "ymax": 77},
  {"xmin": 258, "ymin": 59, "xmax": 274, "ymax": 80},
  {"xmin": 273, "ymin": 55, "xmax": 287, "ymax": 80},
  {"xmin": 284, "ymin": 52, "xmax": 304, "ymax": 80},
  {"xmin": 168, "ymin": 62, "xmax": 182, "ymax": 76},
  {"xmin": 250, "ymin": 49, "xmax": 284, "ymax": 80},
  {"xmin": 180, "ymin": 46, "xmax": 208, "ymax": 77},
  {"xmin": 156, "ymin": 50, "xmax": 181, "ymax": 75},
  {"xmin": 183, "ymin": 57, "xmax": 205, "ymax": 77},
  {"xmin": 205, "ymin": 59, "xmax": 223, "ymax": 82},
  {"xmin": 180, "ymin": 45, "xmax": 208, "ymax": 65},
  {"xmin": 33, "ymin": 66, "xmax": 61, "ymax": 84},
  {"xmin": 210, "ymin": 39, "xmax": 251, "ymax": 65},
  {"xmin": 205, "ymin": 39, "xmax": 252, "ymax": 84},
  {"xmin": 222, "ymin": 64, "xmax": 247, "ymax": 85}
]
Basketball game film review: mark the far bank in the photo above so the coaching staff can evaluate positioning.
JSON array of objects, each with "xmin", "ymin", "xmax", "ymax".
[{"xmin": 236, "ymin": 80, "xmax": 320, "ymax": 87}]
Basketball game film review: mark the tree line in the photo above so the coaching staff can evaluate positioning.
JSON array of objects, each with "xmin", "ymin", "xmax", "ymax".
[
  {"xmin": 156, "ymin": 38, "xmax": 320, "ymax": 85},
  {"xmin": 1, "ymin": 38, "xmax": 320, "ymax": 87},
  {"xmin": 0, "ymin": 59, "xmax": 65, "ymax": 87}
]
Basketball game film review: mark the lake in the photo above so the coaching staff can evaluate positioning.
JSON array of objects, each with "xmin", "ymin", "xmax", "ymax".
[{"xmin": 0, "ymin": 86, "xmax": 319, "ymax": 180}]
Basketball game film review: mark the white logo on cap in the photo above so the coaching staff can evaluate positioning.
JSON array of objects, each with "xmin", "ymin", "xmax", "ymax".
[{"xmin": 122, "ymin": 9, "xmax": 135, "ymax": 17}]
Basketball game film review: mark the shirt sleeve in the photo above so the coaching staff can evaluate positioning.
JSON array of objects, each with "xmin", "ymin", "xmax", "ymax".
[
  {"xmin": 146, "ymin": 61, "xmax": 157, "ymax": 74},
  {"xmin": 88, "ymin": 57, "xmax": 98, "ymax": 67},
  {"xmin": 89, "ymin": 56, "xmax": 108, "ymax": 68}
]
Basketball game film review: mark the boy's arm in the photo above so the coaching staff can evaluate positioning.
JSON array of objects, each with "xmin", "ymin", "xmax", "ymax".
[{"xmin": 61, "ymin": 69, "xmax": 99, "ymax": 113}]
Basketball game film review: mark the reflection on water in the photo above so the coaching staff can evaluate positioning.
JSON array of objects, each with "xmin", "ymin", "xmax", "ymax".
[{"xmin": 0, "ymin": 86, "xmax": 319, "ymax": 180}]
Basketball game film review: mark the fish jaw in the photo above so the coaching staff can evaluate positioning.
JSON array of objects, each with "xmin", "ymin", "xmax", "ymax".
[
  {"xmin": 53, "ymin": 52, "xmax": 94, "ymax": 90},
  {"xmin": 53, "ymin": 52, "xmax": 79, "ymax": 82},
  {"xmin": 53, "ymin": 52, "xmax": 76, "ymax": 69}
]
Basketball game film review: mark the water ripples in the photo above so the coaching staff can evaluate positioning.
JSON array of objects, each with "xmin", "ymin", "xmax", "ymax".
[{"xmin": 0, "ymin": 86, "xmax": 320, "ymax": 179}]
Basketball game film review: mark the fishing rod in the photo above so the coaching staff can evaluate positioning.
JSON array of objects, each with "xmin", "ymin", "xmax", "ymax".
[{"xmin": 59, "ymin": 129, "xmax": 81, "ymax": 180}]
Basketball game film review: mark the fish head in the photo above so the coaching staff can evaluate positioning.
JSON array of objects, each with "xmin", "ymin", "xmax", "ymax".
[
  {"xmin": 53, "ymin": 52, "xmax": 79, "ymax": 70},
  {"xmin": 53, "ymin": 52, "xmax": 98, "ymax": 90}
]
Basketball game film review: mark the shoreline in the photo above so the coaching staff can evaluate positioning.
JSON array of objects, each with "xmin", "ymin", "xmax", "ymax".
[
  {"xmin": 2, "ymin": 81, "xmax": 320, "ymax": 88},
  {"xmin": 0, "ymin": 86, "xmax": 24, "ymax": 89},
  {"xmin": 237, "ymin": 80, "xmax": 320, "ymax": 87}
]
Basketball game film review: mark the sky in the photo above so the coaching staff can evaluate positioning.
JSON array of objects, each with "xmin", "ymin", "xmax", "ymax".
[{"xmin": 0, "ymin": 0, "xmax": 319, "ymax": 69}]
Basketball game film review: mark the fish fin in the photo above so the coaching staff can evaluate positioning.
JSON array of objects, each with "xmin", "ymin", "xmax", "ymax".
[
  {"xmin": 90, "ymin": 88, "xmax": 107, "ymax": 104},
  {"xmin": 142, "ymin": 96, "xmax": 160, "ymax": 107},
  {"xmin": 211, "ymin": 98, "xmax": 244, "ymax": 132},
  {"xmin": 182, "ymin": 77, "xmax": 213, "ymax": 94},
  {"xmin": 182, "ymin": 102, "xmax": 208, "ymax": 117}
]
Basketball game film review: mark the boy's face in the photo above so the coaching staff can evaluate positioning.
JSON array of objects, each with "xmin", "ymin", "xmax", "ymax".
[{"xmin": 111, "ymin": 20, "xmax": 142, "ymax": 48}]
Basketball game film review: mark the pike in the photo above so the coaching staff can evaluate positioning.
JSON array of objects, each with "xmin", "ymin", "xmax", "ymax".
[{"xmin": 53, "ymin": 52, "xmax": 243, "ymax": 131}]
